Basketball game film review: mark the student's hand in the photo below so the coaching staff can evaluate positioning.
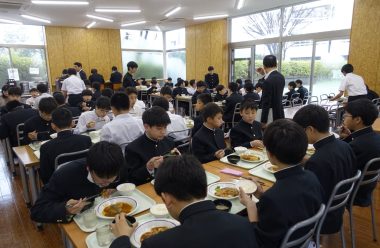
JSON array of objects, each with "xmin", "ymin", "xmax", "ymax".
[
  {"xmin": 82, "ymin": 106, "xmax": 91, "ymax": 112},
  {"xmin": 256, "ymin": 67, "xmax": 265, "ymax": 76},
  {"xmin": 86, "ymin": 121, "xmax": 96, "ymax": 129},
  {"xmin": 170, "ymin": 148, "xmax": 181, "ymax": 156},
  {"xmin": 111, "ymin": 213, "xmax": 138, "ymax": 238},
  {"xmin": 65, "ymin": 198, "xmax": 89, "ymax": 215},
  {"xmin": 241, "ymin": 176, "xmax": 264, "ymax": 198},
  {"xmin": 81, "ymin": 102, "xmax": 87, "ymax": 108},
  {"xmin": 339, "ymin": 125, "xmax": 351, "ymax": 139},
  {"xmin": 250, "ymin": 140, "xmax": 264, "ymax": 148},
  {"xmin": 261, "ymin": 123, "xmax": 267, "ymax": 129},
  {"xmin": 28, "ymin": 131, "xmax": 38, "ymax": 141},
  {"xmin": 214, "ymin": 149, "xmax": 225, "ymax": 159},
  {"xmin": 239, "ymin": 187, "xmax": 256, "ymax": 208},
  {"xmin": 146, "ymin": 156, "xmax": 164, "ymax": 170}
]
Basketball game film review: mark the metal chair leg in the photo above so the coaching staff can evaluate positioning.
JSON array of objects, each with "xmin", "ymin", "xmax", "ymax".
[
  {"xmin": 370, "ymin": 199, "xmax": 378, "ymax": 241},
  {"xmin": 340, "ymin": 225, "xmax": 346, "ymax": 248},
  {"xmin": 348, "ymin": 207, "xmax": 356, "ymax": 248}
]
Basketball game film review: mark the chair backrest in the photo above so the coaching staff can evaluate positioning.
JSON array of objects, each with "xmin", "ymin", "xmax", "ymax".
[
  {"xmin": 54, "ymin": 149, "xmax": 89, "ymax": 170},
  {"xmin": 291, "ymin": 93, "xmax": 300, "ymax": 100},
  {"xmin": 72, "ymin": 117, "xmax": 79, "ymax": 128},
  {"xmin": 231, "ymin": 103, "xmax": 241, "ymax": 127},
  {"xmin": 167, "ymin": 128, "xmax": 191, "ymax": 143},
  {"xmin": 329, "ymin": 93, "xmax": 336, "ymax": 97},
  {"xmin": 292, "ymin": 98, "xmax": 303, "ymax": 107},
  {"xmin": 16, "ymin": 123, "xmax": 25, "ymax": 146},
  {"xmin": 280, "ymin": 204, "xmax": 326, "ymax": 248},
  {"xmin": 283, "ymin": 100, "xmax": 292, "ymax": 108},
  {"xmin": 320, "ymin": 94, "xmax": 329, "ymax": 102},
  {"xmin": 308, "ymin": 96, "xmax": 319, "ymax": 105}
]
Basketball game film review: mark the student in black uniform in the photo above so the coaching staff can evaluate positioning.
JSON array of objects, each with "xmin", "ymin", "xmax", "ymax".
[
  {"xmin": 339, "ymin": 99, "xmax": 380, "ymax": 206},
  {"xmin": 122, "ymin": 61, "xmax": 138, "ymax": 88},
  {"xmin": 24, "ymin": 97, "xmax": 58, "ymax": 144},
  {"xmin": 110, "ymin": 66, "xmax": 123, "ymax": 84},
  {"xmin": 296, "ymin": 79, "xmax": 308, "ymax": 100},
  {"xmin": 191, "ymin": 81, "xmax": 210, "ymax": 104},
  {"xmin": 293, "ymin": 105, "xmax": 356, "ymax": 234},
  {"xmin": 223, "ymin": 82, "xmax": 243, "ymax": 124},
  {"xmin": 214, "ymin": 85, "xmax": 227, "ymax": 102},
  {"xmin": 39, "ymin": 108, "xmax": 92, "ymax": 184},
  {"xmin": 285, "ymin": 81, "xmax": 297, "ymax": 101},
  {"xmin": 243, "ymin": 82, "xmax": 260, "ymax": 102},
  {"xmin": 240, "ymin": 119, "xmax": 324, "ymax": 248},
  {"xmin": 110, "ymin": 155, "xmax": 258, "ymax": 248},
  {"xmin": 101, "ymin": 88, "xmax": 114, "ymax": 99},
  {"xmin": 125, "ymin": 106, "xmax": 179, "ymax": 186},
  {"xmin": 53, "ymin": 92, "xmax": 82, "ymax": 118},
  {"xmin": 204, "ymin": 65, "xmax": 219, "ymax": 91},
  {"xmin": 92, "ymin": 82, "xmax": 102, "ymax": 101},
  {"xmin": 0, "ymin": 86, "xmax": 30, "ymax": 116},
  {"xmin": 192, "ymin": 93, "xmax": 213, "ymax": 137},
  {"xmin": 230, "ymin": 100, "xmax": 263, "ymax": 148},
  {"xmin": 192, "ymin": 103, "xmax": 232, "ymax": 163},
  {"xmin": 31, "ymin": 141, "xmax": 125, "ymax": 223},
  {"xmin": 89, "ymin": 68, "xmax": 105, "ymax": 84},
  {"xmin": 172, "ymin": 79, "xmax": 189, "ymax": 98},
  {"xmin": 79, "ymin": 89, "xmax": 95, "ymax": 112}
]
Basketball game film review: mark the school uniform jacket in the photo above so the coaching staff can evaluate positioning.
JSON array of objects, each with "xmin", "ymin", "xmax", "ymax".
[
  {"xmin": 244, "ymin": 92, "xmax": 260, "ymax": 102},
  {"xmin": 125, "ymin": 134, "xmax": 175, "ymax": 186},
  {"xmin": 223, "ymin": 92, "xmax": 243, "ymax": 123},
  {"xmin": 230, "ymin": 120, "xmax": 263, "ymax": 148},
  {"xmin": 254, "ymin": 165, "xmax": 324, "ymax": 248},
  {"xmin": 305, "ymin": 135, "xmax": 356, "ymax": 234},
  {"xmin": 122, "ymin": 72, "xmax": 136, "ymax": 88},
  {"xmin": 23, "ymin": 115, "xmax": 55, "ymax": 144},
  {"xmin": 192, "ymin": 125, "xmax": 226, "ymax": 163},
  {"xmin": 110, "ymin": 71, "xmax": 123, "ymax": 84},
  {"xmin": 214, "ymin": 93, "xmax": 226, "ymax": 102},
  {"xmin": 89, "ymin": 73, "xmax": 105, "ymax": 84},
  {"xmin": 172, "ymin": 87, "xmax": 189, "ymax": 98},
  {"xmin": 260, "ymin": 70, "xmax": 285, "ymax": 123},
  {"xmin": 110, "ymin": 200, "xmax": 258, "ymax": 248},
  {"xmin": 297, "ymin": 86, "xmax": 308, "ymax": 100},
  {"xmin": 205, "ymin": 73, "xmax": 220, "ymax": 89},
  {"xmin": 39, "ymin": 130, "xmax": 92, "ymax": 184},
  {"xmin": 191, "ymin": 115, "xmax": 203, "ymax": 137},
  {"xmin": 191, "ymin": 89, "xmax": 211, "ymax": 104}
]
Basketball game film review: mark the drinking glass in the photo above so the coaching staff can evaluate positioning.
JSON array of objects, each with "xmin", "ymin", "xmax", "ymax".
[
  {"xmin": 82, "ymin": 209, "xmax": 97, "ymax": 229},
  {"xmin": 96, "ymin": 225, "xmax": 112, "ymax": 246}
]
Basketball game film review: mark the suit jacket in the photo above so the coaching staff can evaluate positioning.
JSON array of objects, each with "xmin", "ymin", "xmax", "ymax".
[
  {"xmin": 89, "ymin": 73, "xmax": 105, "ymax": 84},
  {"xmin": 110, "ymin": 71, "xmax": 123, "ymax": 84},
  {"xmin": 260, "ymin": 70, "xmax": 285, "ymax": 123},
  {"xmin": 230, "ymin": 120, "xmax": 262, "ymax": 148},
  {"xmin": 204, "ymin": 73, "xmax": 219, "ymax": 89},
  {"xmin": 343, "ymin": 127, "xmax": 380, "ymax": 206},
  {"xmin": 125, "ymin": 134, "xmax": 175, "ymax": 186},
  {"xmin": 192, "ymin": 125, "xmax": 226, "ymax": 163},
  {"xmin": 110, "ymin": 200, "xmax": 258, "ymax": 248},
  {"xmin": 123, "ymin": 72, "xmax": 136, "ymax": 88},
  {"xmin": 79, "ymin": 70, "xmax": 87, "ymax": 80},
  {"xmin": 223, "ymin": 92, "xmax": 243, "ymax": 123},
  {"xmin": 23, "ymin": 115, "xmax": 55, "ymax": 144},
  {"xmin": 39, "ymin": 130, "xmax": 92, "ymax": 184},
  {"xmin": 305, "ymin": 135, "xmax": 356, "ymax": 234},
  {"xmin": 254, "ymin": 165, "xmax": 324, "ymax": 248},
  {"xmin": 297, "ymin": 86, "xmax": 308, "ymax": 100}
]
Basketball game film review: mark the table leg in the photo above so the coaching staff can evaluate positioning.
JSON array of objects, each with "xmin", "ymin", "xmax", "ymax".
[
  {"xmin": 175, "ymin": 99, "xmax": 179, "ymax": 115},
  {"xmin": 189, "ymin": 101, "xmax": 193, "ymax": 118},
  {"xmin": 18, "ymin": 161, "xmax": 31, "ymax": 205},
  {"xmin": 61, "ymin": 229, "xmax": 74, "ymax": 248},
  {"xmin": 28, "ymin": 167, "xmax": 39, "ymax": 204}
]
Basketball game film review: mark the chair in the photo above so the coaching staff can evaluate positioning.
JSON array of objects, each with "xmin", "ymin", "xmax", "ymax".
[
  {"xmin": 329, "ymin": 93, "xmax": 336, "ymax": 97},
  {"xmin": 292, "ymin": 98, "xmax": 303, "ymax": 107},
  {"xmin": 16, "ymin": 123, "xmax": 25, "ymax": 146},
  {"xmin": 5, "ymin": 137, "xmax": 16, "ymax": 175},
  {"xmin": 302, "ymin": 92, "xmax": 311, "ymax": 105},
  {"xmin": 280, "ymin": 204, "xmax": 325, "ymax": 248},
  {"xmin": 348, "ymin": 158, "xmax": 380, "ymax": 248},
  {"xmin": 72, "ymin": 117, "xmax": 79, "ymax": 128},
  {"xmin": 168, "ymin": 129, "xmax": 191, "ymax": 144},
  {"xmin": 231, "ymin": 103, "xmax": 241, "ymax": 127},
  {"xmin": 283, "ymin": 100, "xmax": 292, "ymax": 108},
  {"xmin": 308, "ymin": 96, "xmax": 319, "ymax": 105},
  {"xmin": 54, "ymin": 149, "xmax": 89, "ymax": 170},
  {"xmin": 315, "ymin": 170, "xmax": 362, "ymax": 248},
  {"xmin": 320, "ymin": 94, "xmax": 329, "ymax": 103}
]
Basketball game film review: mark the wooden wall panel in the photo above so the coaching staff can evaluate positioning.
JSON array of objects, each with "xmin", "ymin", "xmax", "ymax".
[
  {"xmin": 349, "ymin": 0, "xmax": 380, "ymax": 94},
  {"xmin": 185, "ymin": 26, "xmax": 196, "ymax": 81},
  {"xmin": 45, "ymin": 27, "xmax": 65, "ymax": 88},
  {"xmin": 107, "ymin": 29, "xmax": 123, "ymax": 74}
]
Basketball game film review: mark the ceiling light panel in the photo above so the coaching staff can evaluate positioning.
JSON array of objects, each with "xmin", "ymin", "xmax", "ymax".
[
  {"xmin": 120, "ymin": 21, "xmax": 146, "ymax": 27},
  {"xmin": 86, "ymin": 14, "xmax": 114, "ymax": 22},
  {"xmin": 95, "ymin": 9, "xmax": 141, "ymax": 13},
  {"xmin": 32, "ymin": 1, "xmax": 89, "ymax": 5},
  {"xmin": 165, "ymin": 7, "xmax": 181, "ymax": 17},
  {"xmin": 21, "ymin": 14, "xmax": 51, "ymax": 23}
]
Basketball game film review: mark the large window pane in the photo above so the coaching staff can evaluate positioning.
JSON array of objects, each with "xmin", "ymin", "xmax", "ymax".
[
  {"xmin": 166, "ymin": 51, "xmax": 186, "ymax": 80},
  {"xmin": 282, "ymin": 41, "xmax": 313, "ymax": 89},
  {"xmin": 231, "ymin": 9, "xmax": 281, "ymax": 42},
  {"xmin": 283, "ymin": 0, "xmax": 354, "ymax": 36},
  {"xmin": 166, "ymin": 28, "xmax": 185, "ymax": 50},
  {"xmin": 254, "ymin": 44, "xmax": 280, "ymax": 81},
  {"xmin": 233, "ymin": 48, "xmax": 251, "ymax": 81},
  {"xmin": 121, "ymin": 30, "xmax": 163, "ymax": 50},
  {"xmin": 122, "ymin": 51, "xmax": 164, "ymax": 79},
  {"xmin": 10, "ymin": 48, "xmax": 48, "ymax": 82},
  {"xmin": 0, "ymin": 24, "xmax": 44, "ymax": 45},
  {"xmin": 312, "ymin": 39, "xmax": 349, "ymax": 98},
  {"xmin": 0, "ymin": 48, "xmax": 11, "ymax": 87}
]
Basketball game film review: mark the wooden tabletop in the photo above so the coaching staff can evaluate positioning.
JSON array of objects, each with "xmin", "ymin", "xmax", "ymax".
[
  {"xmin": 60, "ymin": 159, "xmax": 274, "ymax": 248},
  {"xmin": 372, "ymin": 117, "xmax": 380, "ymax": 133},
  {"xmin": 12, "ymin": 145, "xmax": 39, "ymax": 168}
]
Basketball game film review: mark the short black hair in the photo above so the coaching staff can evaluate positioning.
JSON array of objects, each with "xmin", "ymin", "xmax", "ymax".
[
  {"xmin": 263, "ymin": 119, "xmax": 307, "ymax": 165},
  {"xmin": 240, "ymin": 100, "xmax": 258, "ymax": 111},
  {"xmin": 197, "ymin": 93, "xmax": 212, "ymax": 105},
  {"xmin": 83, "ymin": 79, "xmax": 91, "ymax": 86},
  {"xmin": 167, "ymin": 77, "xmax": 172, "ymax": 81},
  {"xmin": 87, "ymin": 141, "xmax": 124, "ymax": 178},
  {"xmin": 91, "ymin": 68, "xmax": 97, "ymax": 74},
  {"xmin": 244, "ymin": 79, "xmax": 252, "ymax": 84},
  {"xmin": 160, "ymin": 86, "xmax": 172, "ymax": 96},
  {"xmin": 236, "ymin": 79, "xmax": 242, "ymax": 85},
  {"xmin": 110, "ymin": 92, "xmax": 130, "ymax": 111},
  {"xmin": 127, "ymin": 61, "xmax": 138, "ymax": 70},
  {"xmin": 208, "ymin": 66, "xmax": 214, "ymax": 71},
  {"xmin": 293, "ymin": 105, "xmax": 330, "ymax": 133},
  {"xmin": 263, "ymin": 55, "xmax": 277, "ymax": 68},
  {"xmin": 202, "ymin": 103, "xmax": 223, "ymax": 122},
  {"xmin": 190, "ymin": 79, "xmax": 196, "ymax": 86},
  {"xmin": 196, "ymin": 81, "xmax": 207, "ymax": 88},
  {"xmin": 215, "ymin": 85, "xmax": 225, "ymax": 93},
  {"xmin": 53, "ymin": 92, "xmax": 65, "ymax": 105},
  {"xmin": 228, "ymin": 82, "xmax": 239, "ymax": 92},
  {"xmin": 82, "ymin": 89, "xmax": 93, "ymax": 97},
  {"xmin": 62, "ymin": 69, "xmax": 68, "ymax": 74},
  {"xmin": 38, "ymin": 97, "xmax": 58, "ymax": 114},
  {"xmin": 152, "ymin": 97, "xmax": 169, "ymax": 111},
  {"xmin": 5, "ymin": 100, "xmax": 22, "ymax": 112},
  {"xmin": 101, "ymin": 88, "xmax": 114, "ymax": 98},
  {"xmin": 295, "ymin": 79, "xmax": 303, "ymax": 85},
  {"xmin": 288, "ymin": 81, "xmax": 296, "ymax": 88},
  {"xmin": 345, "ymin": 98, "xmax": 379, "ymax": 126},
  {"xmin": 244, "ymin": 82, "xmax": 254, "ymax": 92},
  {"xmin": 112, "ymin": 66, "xmax": 117, "ymax": 71},
  {"xmin": 142, "ymin": 106, "xmax": 171, "ymax": 127},
  {"xmin": 341, "ymin": 64, "xmax": 354, "ymax": 74},
  {"xmin": 68, "ymin": 68, "xmax": 76, "ymax": 75},
  {"xmin": 29, "ymin": 88, "xmax": 38, "ymax": 93},
  {"xmin": 96, "ymin": 96, "xmax": 111, "ymax": 110},
  {"xmin": 92, "ymin": 82, "xmax": 100, "ymax": 91},
  {"xmin": 74, "ymin": 62, "xmax": 82, "ymax": 68},
  {"xmin": 125, "ymin": 87, "xmax": 137, "ymax": 96},
  {"xmin": 154, "ymin": 155, "xmax": 207, "ymax": 201},
  {"xmin": 8, "ymin": 86, "xmax": 22, "ymax": 96},
  {"xmin": 52, "ymin": 108, "xmax": 72, "ymax": 129}
]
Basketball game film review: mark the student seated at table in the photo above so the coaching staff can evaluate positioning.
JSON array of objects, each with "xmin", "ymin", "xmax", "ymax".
[
  {"xmin": 0, "ymin": 86, "xmax": 30, "ymax": 116},
  {"xmin": 223, "ymin": 82, "xmax": 243, "ymax": 124},
  {"xmin": 92, "ymin": 82, "xmax": 102, "ymax": 101},
  {"xmin": 240, "ymin": 119, "xmax": 324, "ymax": 248},
  {"xmin": 185, "ymin": 79, "xmax": 196, "ymax": 95},
  {"xmin": 25, "ymin": 88, "xmax": 39, "ymax": 108},
  {"xmin": 230, "ymin": 100, "xmax": 263, "ymax": 148},
  {"xmin": 147, "ymin": 77, "xmax": 160, "ymax": 95},
  {"xmin": 110, "ymin": 155, "xmax": 258, "ymax": 248},
  {"xmin": 172, "ymin": 79, "xmax": 189, "ymax": 98},
  {"xmin": 192, "ymin": 103, "xmax": 232, "ymax": 163},
  {"xmin": 24, "ymin": 97, "xmax": 58, "ymax": 144},
  {"xmin": 293, "ymin": 105, "xmax": 355, "ymax": 234},
  {"xmin": 125, "ymin": 87, "xmax": 145, "ymax": 117},
  {"xmin": 101, "ymin": 88, "xmax": 114, "ymax": 99},
  {"xmin": 284, "ymin": 81, "xmax": 297, "ymax": 101},
  {"xmin": 39, "ymin": 108, "xmax": 92, "ymax": 184},
  {"xmin": 53, "ymin": 92, "xmax": 81, "ymax": 118},
  {"xmin": 192, "ymin": 93, "xmax": 213, "ymax": 137},
  {"xmin": 339, "ymin": 99, "xmax": 380, "ymax": 206},
  {"xmin": 78, "ymin": 89, "xmax": 95, "ymax": 112},
  {"xmin": 255, "ymin": 82, "xmax": 263, "ymax": 99},
  {"xmin": 295, "ymin": 79, "xmax": 308, "ymax": 100},
  {"xmin": 214, "ymin": 85, "xmax": 227, "ymax": 102},
  {"xmin": 244, "ymin": 82, "xmax": 260, "ymax": 102},
  {"xmin": 31, "ymin": 141, "xmax": 125, "ymax": 223},
  {"xmin": 152, "ymin": 97, "xmax": 188, "ymax": 142},
  {"xmin": 160, "ymin": 86, "xmax": 175, "ymax": 113},
  {"xmin": 191, "ymin": 81, "xmax": 210, "ymax": 104},
  {"xmin": 75, "ymin": 97, "xmax": 111, "ymax": 134},
  {"xmin": 125, "ymin": 106, "xmax": 178, "ymax": 186}
]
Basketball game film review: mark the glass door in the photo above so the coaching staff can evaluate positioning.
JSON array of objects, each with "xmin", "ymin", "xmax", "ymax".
[{"xmin": 232, "ymin": 48, "xmax": 251, "ymax": 82}]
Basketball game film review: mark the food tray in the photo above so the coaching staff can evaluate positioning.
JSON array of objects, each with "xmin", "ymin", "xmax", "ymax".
[
  {"xmin": 206, "ymin": 171, "xmax": 220, "ymax": 185},
  {"xmin": 220, "ymin": 152, "xmax": 267, "ymax": 170},
  {"xmin": 75, "ymin": 189, "xmax": 156, "ymax": 232},
  {"xmin": 248, "ymin": 161, "xmax": 276, "ymax": 182}
]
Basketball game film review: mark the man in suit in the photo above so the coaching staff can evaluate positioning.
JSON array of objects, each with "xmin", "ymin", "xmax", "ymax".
[
  {"xmin": 74, "ymin": 62, "xmax": 87, "ymax": 80},
  {"xmin": 204, "ymin": 65, "xmax": 219, "ymax": 91},
  {"xmin": 240, "ymin": 119, "xmax": 324, "ymax": 248},
  {"xmin": 259, "ymin": 55, "xmax": 285, "ymax": 128},
  {"xmin": 110, "ymin": 155, "xmax": 258, "ymax": 248},
  {"xmin": 110, "ymin": 66, "xmax": 122, "ymax": 84},
  {"xmin": 340, "ymin": 99, "xmax": 380, "ymax": 206},
  {"xmin": 39, "ymin": 108, "xmax": 92, "ymax": 184},
  {"xmin": 293, "ymin": 105, "xmax": 356, "ymax": 234},
  {"xmin": 123, "ymin": 61, "xmax": 138, "ymax": 88},
  {"xmin": 88, "ymin": 68, "xmax": 105, "ymax": 84},
  {"xmin": 223, "ymin": 82, "xmax": 243, "ymax": 124}
]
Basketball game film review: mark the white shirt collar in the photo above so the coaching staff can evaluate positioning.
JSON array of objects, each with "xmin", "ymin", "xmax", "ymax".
[{"xmin": 264, "ymin": 69, "xmax": 277, "ymax": 79}]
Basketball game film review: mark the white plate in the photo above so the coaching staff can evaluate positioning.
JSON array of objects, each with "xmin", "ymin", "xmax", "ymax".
[
  {"xmin": 306, "ymin": 144, "xmax": 315, "ymax": 156},
  {"xmin": 50, "ymin": 133, "xmax": 57, "ymax": 139},
  {"xmin": 236, "ymin": 179, "xmax": 257, "ymax": 194},
  {"xmin": 207, "ymin": 182, "xmax": 239, "ymax": 200},
  {"xmin": 95, "ymin": 196, "xmax": 138, "ymax": 220},
  {"xmin": 130, "ymin": 219, "xmax": 179, "ymax": 248},
  {"xmin": 263, "ymin": 163, "xmax": 280, "ymax": 174},
  {"xmin": 240, "ymin": 152, "xmax": 264, "ymax": 163},
  {"xmin": 151, "ymin": 172, "xmax": 221, "ymax": 186}
]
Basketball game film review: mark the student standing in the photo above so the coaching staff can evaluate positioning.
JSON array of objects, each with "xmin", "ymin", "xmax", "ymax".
[
  {"xmin": 204, "ymin": 66, "xmax": 219, "ymax": 91},
  {"xmin": 123, "ymin": 61, "xmax": 138, "ymax": 88},
  {"xmin": 61, "ymin": 68, "xmax": 86, "ymax": 107},
  {"xmin": 74, "ymin": 62, "xmax": 87, "ymax": 80},
  {"xmin": 110, "ymin": 66, "xmax": 123, "ymax": 84}
]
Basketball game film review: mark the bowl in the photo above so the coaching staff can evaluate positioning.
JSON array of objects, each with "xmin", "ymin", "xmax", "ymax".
[
  {"xmin": 234, "ymin": 146, "xmax": 248, "ymax": 155},
  {"xmin": 95, "ymin": 196, "xmax": 138, "ymax": 219},
  {"xmin": 150, "ymin": 204, "xmax": 169, "ymax": 218},
  {"xmin": 117, "ymin": 183, "xmax": 136, "ymax": 196},
  {"xmin": 227, "ymin": 155, "xmax": 240, "ymax": 164},
  {"xmin": 213, "ymin": 199, "xmax": 232, "ymax": 212}
]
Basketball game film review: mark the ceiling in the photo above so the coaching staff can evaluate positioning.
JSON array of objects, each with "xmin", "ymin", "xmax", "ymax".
[{"xmin": 0, "ymin": 0, "xmax": 311, "ymax": 30}]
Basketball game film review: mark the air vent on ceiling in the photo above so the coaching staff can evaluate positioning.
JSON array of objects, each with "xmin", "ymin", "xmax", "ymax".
[{"xmin": 0, "ymin": 1, "xmax": 23, "ymax": 10}]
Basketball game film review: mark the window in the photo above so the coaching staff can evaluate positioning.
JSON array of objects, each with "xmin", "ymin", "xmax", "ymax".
[
  {"xmin": 166, "ymin": 51, "xmax": 186, "ymax": 80},
  {"xmin": 121, "ymin": 30, "xmax": 163, "ymax": 50},
  {"xmin": 254, "ymin": 44, "xmax": 280, "ymax": 81},
  {"xmin": 10, "ymin": 48, "xmax": 47, "ymax": 82},
  {"xmin": 232, "ymin": 48, "xmax": 251, "ymax": 81},
  {"xmin": 0, "ymin": 48, "xmax": 11, "ymax": 86},
  {"xmin": 122, "ymin": 51, "xmax": 164, "ymax": 79},
  {"xmin": 0, "ymin": 24, "xmax": 44, "ymax": 45},
  {"xmin": 166, "ymin": 28, "xmax": 185, "ymax": 50}
]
